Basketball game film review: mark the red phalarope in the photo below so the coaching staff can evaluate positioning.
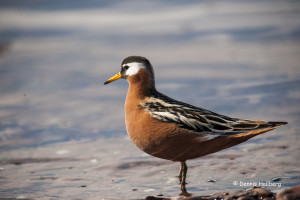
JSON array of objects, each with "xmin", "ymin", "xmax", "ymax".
[{"xmin": 104, "ymin": 56, "xmax": 287, "ymax": 194}]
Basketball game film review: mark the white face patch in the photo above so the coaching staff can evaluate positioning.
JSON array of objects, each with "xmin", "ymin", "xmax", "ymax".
[{"xmin": 123, "ymin": 62, "xmax": 145, "ymax": 76}]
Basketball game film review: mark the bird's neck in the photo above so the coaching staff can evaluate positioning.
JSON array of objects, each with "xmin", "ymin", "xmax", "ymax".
[{"xmin": 126, "ymin": 70, "xmax": 156, "ymax": 101}]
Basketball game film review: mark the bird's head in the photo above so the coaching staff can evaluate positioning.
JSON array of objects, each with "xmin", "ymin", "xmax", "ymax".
[{"xmin": 104, "ymin": 56, "xmax": 155, "ymax": 88}]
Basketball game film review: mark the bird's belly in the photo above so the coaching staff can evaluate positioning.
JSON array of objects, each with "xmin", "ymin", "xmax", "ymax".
[{"xmin": 125, "ymin": 110, "xmax": 209, "ymax": 161}]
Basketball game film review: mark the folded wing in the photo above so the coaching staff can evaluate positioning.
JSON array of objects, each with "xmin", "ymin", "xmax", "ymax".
[{"xmin": 142, "ymin": 92, "xmax": 287, "ymax": 137}]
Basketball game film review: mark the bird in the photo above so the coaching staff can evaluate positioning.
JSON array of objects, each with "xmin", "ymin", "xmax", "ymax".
[{"xmin": 104, "ymin": 56, "xmax": 287, "ymax": 194}]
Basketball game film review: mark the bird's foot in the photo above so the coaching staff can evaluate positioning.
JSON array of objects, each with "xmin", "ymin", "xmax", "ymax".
[{"xmin": 179, "ymin": 187, "xmax": 191, "ymax": 197}]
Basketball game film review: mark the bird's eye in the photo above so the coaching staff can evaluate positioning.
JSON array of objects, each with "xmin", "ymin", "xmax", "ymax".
[{"xmin": 123, "ymin": 65, "xmax": 129, "ymax": 70}]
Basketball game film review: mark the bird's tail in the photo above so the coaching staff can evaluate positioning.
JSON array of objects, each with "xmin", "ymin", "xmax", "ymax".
[
  {"xmin": 229, "ymin": 120, "xmax": 287, "ymax": 139},
  {"xmin": 268, "ymin": 121, "xmax": 288, "ymax": 127}
]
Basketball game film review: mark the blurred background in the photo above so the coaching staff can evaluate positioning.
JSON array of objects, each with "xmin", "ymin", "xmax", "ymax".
[{"xmin": 0, "ymin": 0, "xmax": 299, "ymax": 199}]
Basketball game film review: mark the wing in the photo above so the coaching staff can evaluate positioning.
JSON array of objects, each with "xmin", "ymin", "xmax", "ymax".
[{"xmin": 141, "ymin": 92, "xmax": 286, "ymax": 137}]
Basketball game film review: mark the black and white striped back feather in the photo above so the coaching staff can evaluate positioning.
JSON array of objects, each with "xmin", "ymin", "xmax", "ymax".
[{"xmin": 140, "ymin": 91, "xmax": 286, "ymax": 137}]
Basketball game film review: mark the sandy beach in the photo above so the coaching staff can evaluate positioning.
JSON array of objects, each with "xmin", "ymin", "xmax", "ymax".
[{"xmin": 0, "ymin": 0, "xmax": 299, "ymax": 199}]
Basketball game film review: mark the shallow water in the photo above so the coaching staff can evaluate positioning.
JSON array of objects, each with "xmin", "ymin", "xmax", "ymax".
[{"xmin": 0, "ymin": 0, "xmax": 300, "ymax": 199}]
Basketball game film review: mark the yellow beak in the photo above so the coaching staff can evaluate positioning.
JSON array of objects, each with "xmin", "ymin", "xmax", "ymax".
[{"xmin": 104, "ymin": 72, "xmax": 122, "ymax": 85}]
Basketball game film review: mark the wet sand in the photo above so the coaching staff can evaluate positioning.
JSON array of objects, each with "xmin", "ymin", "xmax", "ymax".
[{"xmin": 0, "ymin": 127, "xmax": 299, "ymax": 199}]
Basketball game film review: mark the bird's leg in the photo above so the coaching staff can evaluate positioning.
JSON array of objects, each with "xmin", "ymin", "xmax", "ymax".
[
  {"xmin": 180, "ymin": 161, "xmax": 188, "ymax": 193},
  {"xmin": 177, "ymin": 162, "xmax": 191, "ymax": 196},
  {"xmin": 177, "ymin": 162, "xmax": 184, "ymax": 183}
]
